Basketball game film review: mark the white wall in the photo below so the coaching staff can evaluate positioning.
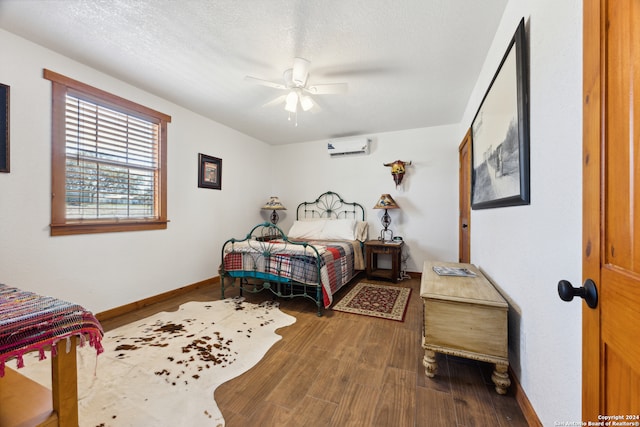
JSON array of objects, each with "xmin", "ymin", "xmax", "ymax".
[
  {"xmin": 459, "ymin": 0, "xmax": 583, "ymax": 424},
  {"xmin": 0, "ymin": 0, "xmax": 585, "ymax": 422},
  {"xmin": 270, "ymin": 125, "xmax": 460, "ymax": 273},
  {"xmin": 0, "ymin": 29, "xmax": 272, "ymax": 313}
]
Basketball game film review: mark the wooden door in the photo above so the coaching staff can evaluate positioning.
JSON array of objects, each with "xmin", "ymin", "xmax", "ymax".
[
  {"xmin": 459, "ymin": 129, "xmax": 471, "ymax": 263},
  {"xmin": 583, "ymin": 0, "xmax": 640, "ymax": 420}
]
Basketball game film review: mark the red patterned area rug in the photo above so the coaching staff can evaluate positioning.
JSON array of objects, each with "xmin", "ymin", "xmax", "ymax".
[{"xmin": 332, "ymin": 282, "xmax": 411, "ymax": 321}]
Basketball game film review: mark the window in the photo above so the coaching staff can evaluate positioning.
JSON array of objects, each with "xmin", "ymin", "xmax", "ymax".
[{"xmin": 45, "ymin": 69, "xmax": 171, "ymax": 236}]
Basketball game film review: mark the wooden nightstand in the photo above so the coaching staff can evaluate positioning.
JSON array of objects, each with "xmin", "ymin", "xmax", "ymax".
[{"xmin": 364, "ymin": 240, "xmax": 404, "ymax": 282}]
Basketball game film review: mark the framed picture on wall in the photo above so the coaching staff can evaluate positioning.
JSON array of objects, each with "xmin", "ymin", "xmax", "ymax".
[
  {"xmin": 0, "ymin": 83, "xmax": 9, "ymax": 173},
  {"xmin": 471, "ymin": 18, "xmax": 530, "ymax": 209},
  {"xmin": 198, "ymin": 153, "xmax": 222, "ymax": 190}
]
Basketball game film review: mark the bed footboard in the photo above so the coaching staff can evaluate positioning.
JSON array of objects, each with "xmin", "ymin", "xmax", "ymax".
[{"xmin": 220, "ymin": 222, "xmax": 325, "ymax": 316}]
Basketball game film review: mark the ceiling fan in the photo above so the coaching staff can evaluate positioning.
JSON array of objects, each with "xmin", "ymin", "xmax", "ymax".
[{"xmin": 245, "ymin": 57, "xmax": 348, "ymax": 119}]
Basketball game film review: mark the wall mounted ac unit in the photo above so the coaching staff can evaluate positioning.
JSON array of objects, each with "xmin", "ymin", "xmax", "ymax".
[{"xmin": 327, "ymin": 137, "xmax": 370, "ymax": 157}]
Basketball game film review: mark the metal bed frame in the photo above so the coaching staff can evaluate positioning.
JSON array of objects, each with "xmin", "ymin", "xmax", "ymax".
[{"xmin": 220, "ymin": 191, "xmax": 365, "ymax": 316}]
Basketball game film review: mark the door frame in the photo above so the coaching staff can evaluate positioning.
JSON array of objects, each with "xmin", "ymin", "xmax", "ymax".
[
  {"xmin": 582, "ymin": 0, "xmax": 603, "ymax": 420},
  {"xmin": 458, "ymin": 129, "xmax": 472, "ymax": 263}
]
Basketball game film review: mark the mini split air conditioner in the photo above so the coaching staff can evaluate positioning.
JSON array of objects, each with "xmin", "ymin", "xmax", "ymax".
[{"xmin": 327, "ymin": 137, "xmax": 370, "ymax": 157}]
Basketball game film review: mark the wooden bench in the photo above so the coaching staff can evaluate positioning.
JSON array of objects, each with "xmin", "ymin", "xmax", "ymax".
[
  {"xmin": 1, "ymin": 284, "xmax": 102, "ymax": 426},
  {"xmin": 420, "ymin": 260, "xmax": 510, "ymax": 394}
]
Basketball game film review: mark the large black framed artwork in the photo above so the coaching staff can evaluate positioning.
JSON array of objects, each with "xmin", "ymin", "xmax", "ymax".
[
  {"xmin": 471, "ymin": 18, "xmax": 529, "ymax": 210},
  {"xmin": 198, "ymin": 153, "xmax": 222, "ymax": 190},
  {"xmin": 0, "ymin": 83, "xmax": 9, "ymax": 173}
]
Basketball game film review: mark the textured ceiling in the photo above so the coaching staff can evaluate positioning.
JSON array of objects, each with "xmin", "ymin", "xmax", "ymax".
[{"xmin": 0, "ymin": 0, "xmax": 508, "ymax": 145}]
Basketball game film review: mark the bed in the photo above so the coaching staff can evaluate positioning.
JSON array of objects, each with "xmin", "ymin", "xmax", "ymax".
[
  {"xmin": 220, "ymin": 191, "xmax": 367, "ymax": 316},
  {"xmin": 0, "ymin": 283, "xmax": 104, "ymax": 426}
]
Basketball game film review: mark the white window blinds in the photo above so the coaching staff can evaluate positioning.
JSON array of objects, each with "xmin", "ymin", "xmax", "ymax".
[{"xmin": 64, "ymin": 94, "xmax": 159, "ymax": 220}]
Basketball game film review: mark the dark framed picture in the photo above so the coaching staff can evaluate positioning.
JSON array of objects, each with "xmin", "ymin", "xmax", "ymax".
[
  {"xmin": 0, "ymin": 83, "xmax": 9, "ymax": 173},
  {"xmin": 471, "ymin": 18, "xmax": 529, "ymax": 209},
  {"xmin": 198, "ymin": 153, "xmax": 221, "ymax": 190}
]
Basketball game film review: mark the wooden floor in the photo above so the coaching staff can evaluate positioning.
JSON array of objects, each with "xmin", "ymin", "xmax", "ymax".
[{"xmin": 101, "ymin": 274, "xmax": 529, "ymax": 427}]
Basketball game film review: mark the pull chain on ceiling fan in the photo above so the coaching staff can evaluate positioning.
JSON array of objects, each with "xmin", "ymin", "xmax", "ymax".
[{"xmin": 245, "ymin": 57, "xmax": 348, "ymax": 124}]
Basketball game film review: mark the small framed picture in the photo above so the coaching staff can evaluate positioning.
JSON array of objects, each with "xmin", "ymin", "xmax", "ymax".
[{"xmin": 198, "ymin": 153, "xmax": 222, "ymax": 190}]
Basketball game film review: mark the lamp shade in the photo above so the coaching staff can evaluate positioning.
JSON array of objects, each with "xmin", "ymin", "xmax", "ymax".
[
  {"xmin": 284, "ymin": 91, "xmax": 298, "ymax": 113},
  {"xmin": 300, "ymin": 95, "xmax": 314, "ymax": 111},
  {"xmin": 373, "ymin": 194, "xmax": 399, "ymax": 209},
  {"xmin": 262, "ymin": 196, "xmax": 287, "ymax": 211}
]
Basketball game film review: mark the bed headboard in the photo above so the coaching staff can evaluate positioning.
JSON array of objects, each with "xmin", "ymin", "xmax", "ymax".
[{"xmin": 296, "ymin": 191, "xmax": 365, "ymax": 221}]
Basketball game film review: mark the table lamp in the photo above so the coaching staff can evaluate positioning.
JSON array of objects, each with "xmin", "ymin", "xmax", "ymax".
[
  {"xmin": 373, "ymin": 194, "xmax": 399, "ymax": 241},
  {"xmin": 262, "ymin": 196, "xmax": 286, "ymax": 224}
]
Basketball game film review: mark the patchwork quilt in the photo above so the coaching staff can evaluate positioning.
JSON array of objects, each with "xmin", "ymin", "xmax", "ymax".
[{"xmin": 223, "ymin": 239, "xmax": 363, "ymax": 307}]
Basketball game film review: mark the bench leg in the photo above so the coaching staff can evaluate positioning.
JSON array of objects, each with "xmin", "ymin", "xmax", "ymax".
[
  {"xmin": 52, "ymin": 337, "xmax": 79, "ymax": 427},
  {"xmin": 423, "ymin": 349, "xmax": 437, "ymax": 378},
  {"xmin": 491, "ymin": 363, "xmax": 511, "ymax": 395}
]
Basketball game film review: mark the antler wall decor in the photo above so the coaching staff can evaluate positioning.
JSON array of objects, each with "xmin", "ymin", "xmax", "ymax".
[{"xmin": 384, "ymin": 160, "xmax": 412, "ymax": 186}]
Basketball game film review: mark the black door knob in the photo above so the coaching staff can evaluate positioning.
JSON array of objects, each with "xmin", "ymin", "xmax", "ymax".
[
  {"xmin": 557, "ymin": 279, "xmax": 598, "ymax": 309},
  {"xmin": 462, "ymin": 223, "xmax": 468, "ymax": 228}
]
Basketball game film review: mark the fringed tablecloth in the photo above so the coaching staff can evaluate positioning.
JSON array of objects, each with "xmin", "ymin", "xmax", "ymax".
[{"xmin": 0, "ymin": 283, "xmax": 104, "ymax": 376}]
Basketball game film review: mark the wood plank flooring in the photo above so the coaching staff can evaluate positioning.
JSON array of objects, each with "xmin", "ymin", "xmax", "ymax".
[{"xmin": 100, "ymin": 274, "xmax": 529, "ymax": 427}]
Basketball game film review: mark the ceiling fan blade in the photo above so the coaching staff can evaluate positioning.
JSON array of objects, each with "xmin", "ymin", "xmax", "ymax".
[
  {"xmin": 292, "ymin": 57, "xmax": 310, "ymax": 86},
  {"xmin": 305, "ymin": 82, "xmax": 348, "ymax": 95},
  {"xmin": 310, "ymin": 103, "xmax": 322, "ymax": 113},
  {"xmin": 244, "ymin": 75, "xmax": 287, "ymax": 90},
  {"xmin": 261, "ymin": 94, "xmax": 287, "ymax": 107}
]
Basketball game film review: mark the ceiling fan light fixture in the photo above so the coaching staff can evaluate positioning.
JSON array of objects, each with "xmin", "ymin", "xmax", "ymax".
[
  {"xmin": 284, "ymin": 91, "xmax": 298, "ymax": 113},
  {"xmin": 300, "ymin": 95, "xmax": 314, "ymax": 111},
  {"xmin": 245, "ymin": 57, "xmax": 347, "ymax": 121}
]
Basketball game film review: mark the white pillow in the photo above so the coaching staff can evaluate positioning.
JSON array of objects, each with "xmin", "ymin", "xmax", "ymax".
[
  {"xmin": 288, "ymin": 220, "xmax": 326, "ymax": 239},
  {"xmin": 321, "ymin": 219, "xmax": 357, "ymax": 240}
]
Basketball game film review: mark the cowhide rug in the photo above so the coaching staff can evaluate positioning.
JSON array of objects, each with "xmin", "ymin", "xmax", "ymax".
[{"xmin": 17, "ymin": 297, "xmax": 296, "ymax": 427}]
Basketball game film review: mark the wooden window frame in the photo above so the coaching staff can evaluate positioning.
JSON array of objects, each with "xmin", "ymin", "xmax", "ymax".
[{"xmin": 44, "ymin": 69, "xmax": 171, "ymax": 236}]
